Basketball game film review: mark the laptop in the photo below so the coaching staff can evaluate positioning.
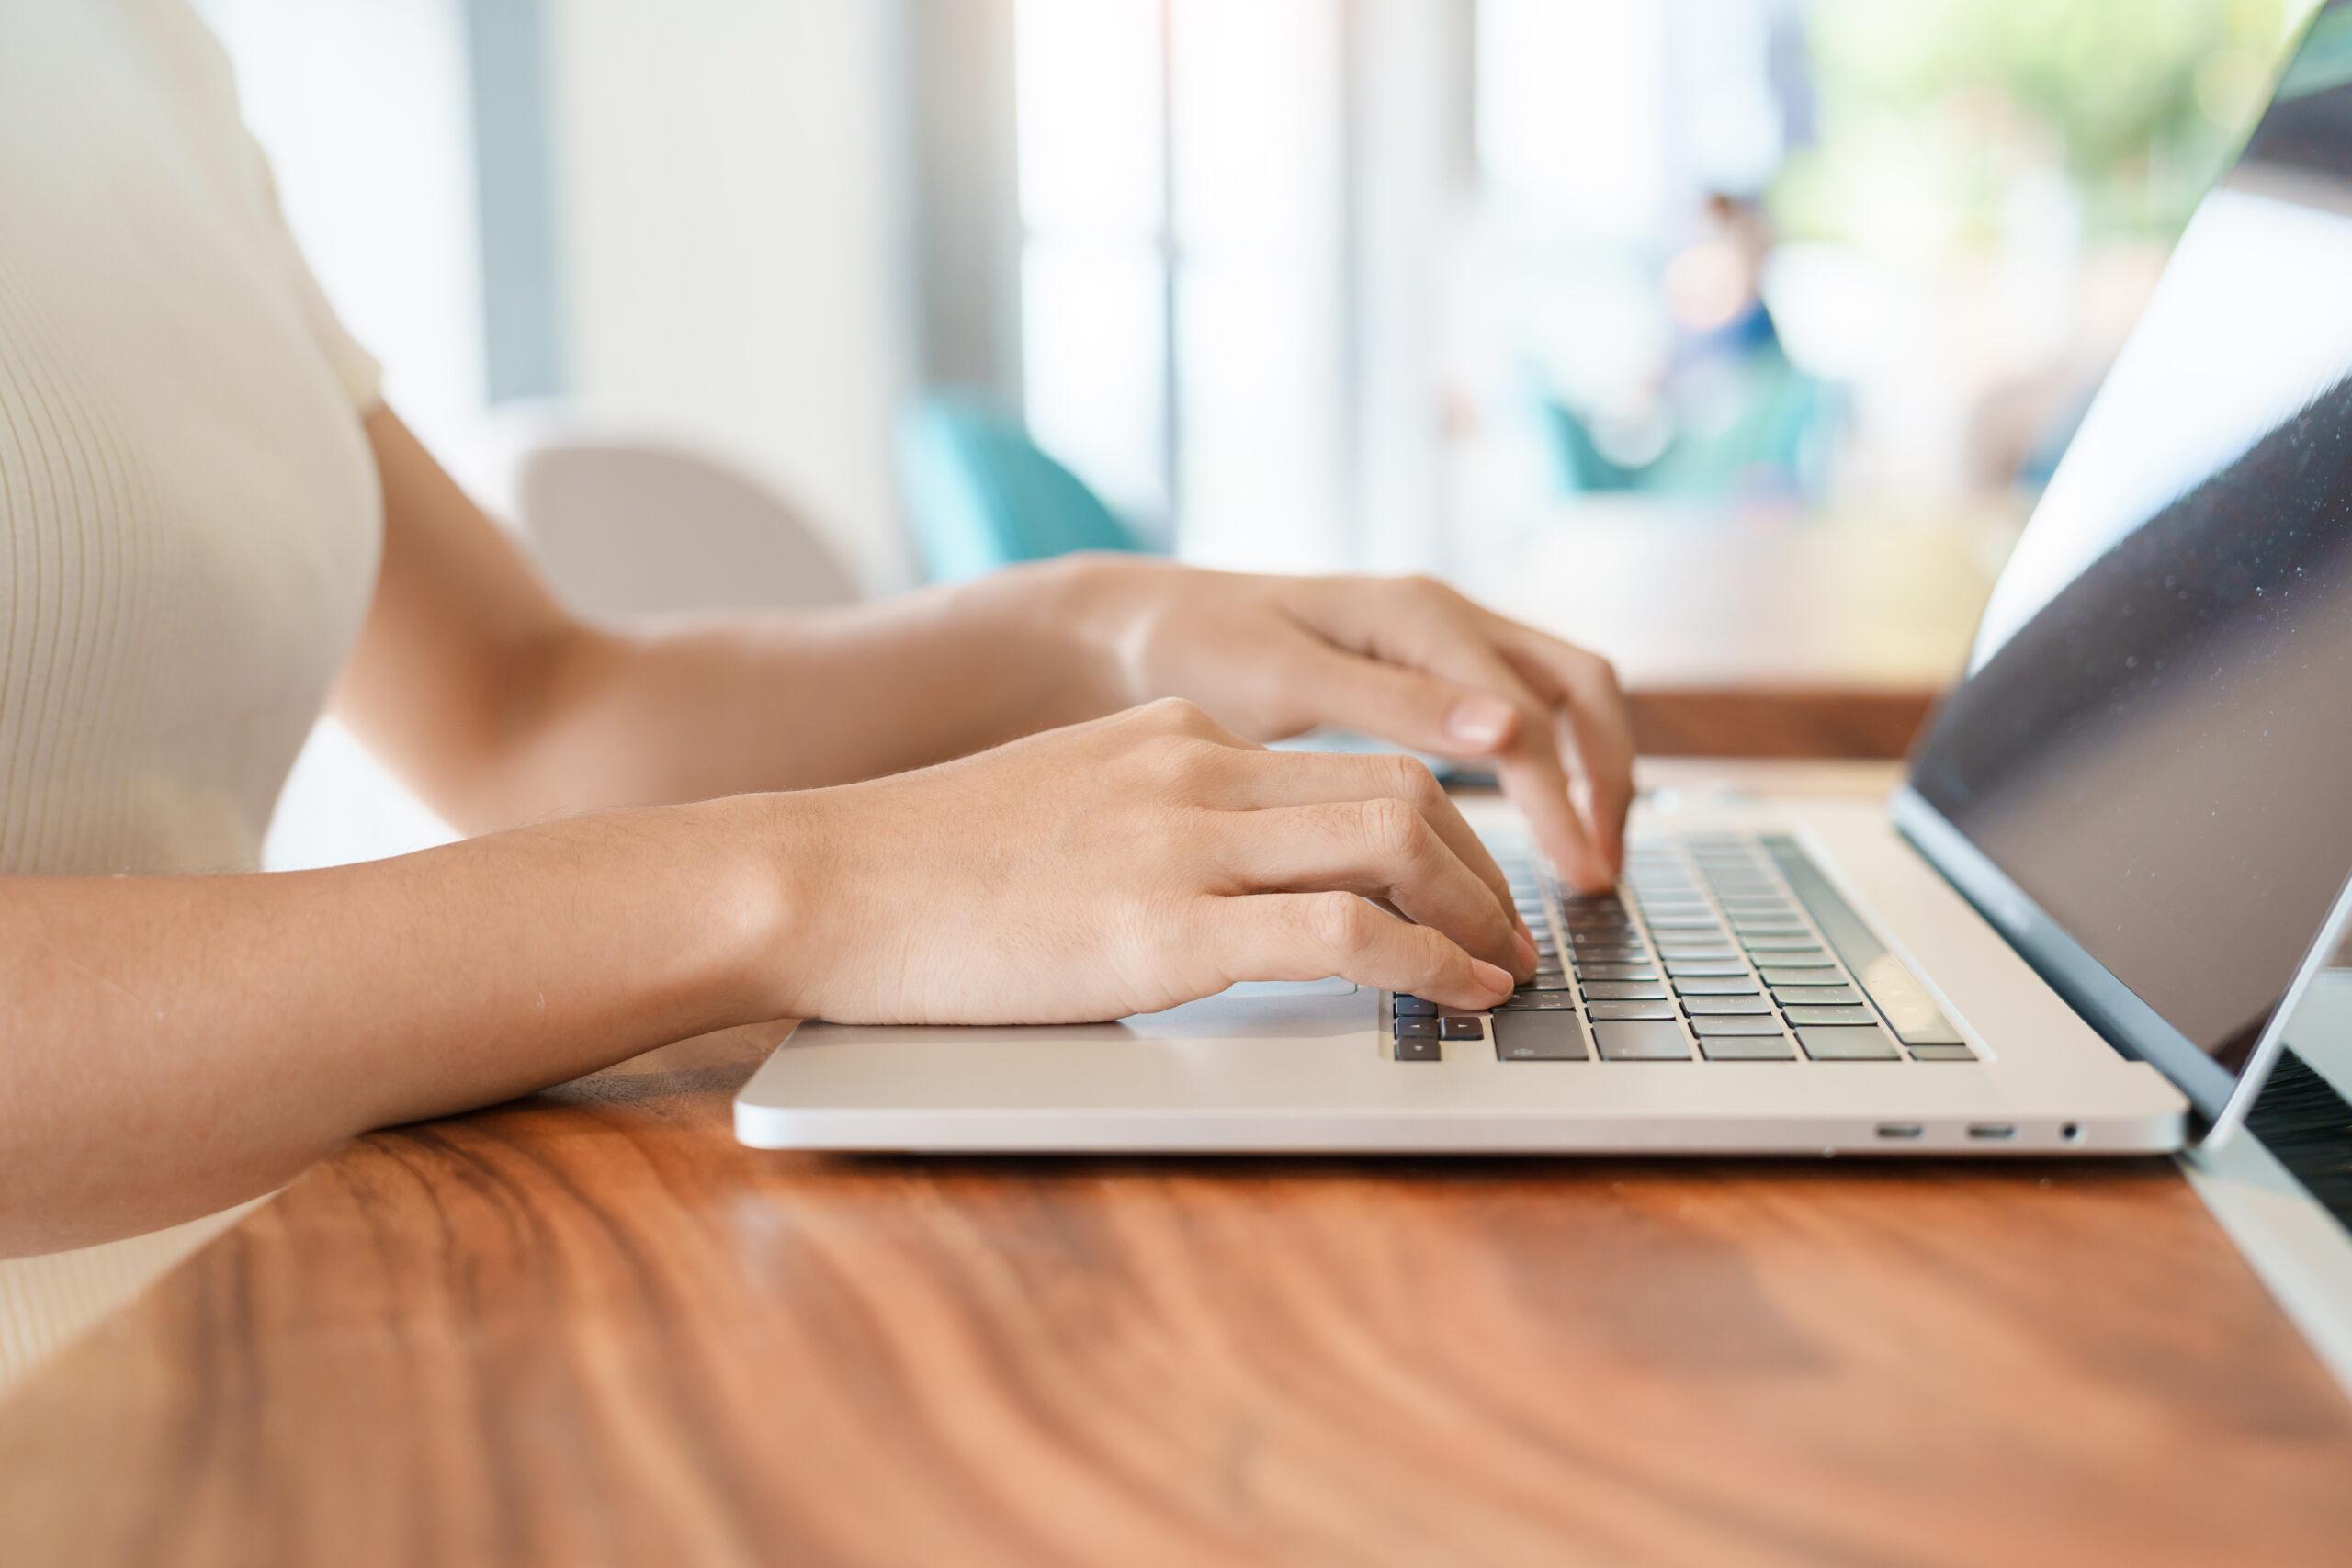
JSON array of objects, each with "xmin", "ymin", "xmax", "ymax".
[{"xmin": 738, "ymin": 4, "xmax": 2352, "ymax": 1157}]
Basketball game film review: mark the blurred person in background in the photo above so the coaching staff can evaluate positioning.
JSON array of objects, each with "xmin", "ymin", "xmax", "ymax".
[
  {"xmin": 0, "ymin": 1, "xmax": 1633, "ymax": 1255},
  {"xmin": 1663, "ymin": 192, "xmax": 1783, "ymax": 377}
]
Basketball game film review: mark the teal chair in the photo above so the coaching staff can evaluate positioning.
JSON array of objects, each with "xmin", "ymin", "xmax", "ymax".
[
  {"xmin": 1537, "ymin": 397, "xmax": 1645, "ymax": 494},
  {"xmin": 897, "ymin": 395, "xmax": 1148, "ymax": 581},
  {"xmin": 1539, "ymin": 344, "xmax": 1838, "ymax": 502}
]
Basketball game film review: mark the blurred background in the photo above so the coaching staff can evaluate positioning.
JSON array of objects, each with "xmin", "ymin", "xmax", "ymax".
[{"xmin": 208, "ymin": 0, "xmax": 2317, "ymax": 862}]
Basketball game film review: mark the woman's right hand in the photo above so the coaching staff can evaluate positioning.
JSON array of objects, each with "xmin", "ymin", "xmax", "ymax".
[{"xmin": 760, "ymin": 698, "xmax": 1537, "ymax": 1025}]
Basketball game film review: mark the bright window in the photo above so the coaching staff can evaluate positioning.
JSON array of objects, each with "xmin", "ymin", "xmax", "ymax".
[{"xmin": 1013, "ymin": 0, "xmax": 1348, "ymax": 567}]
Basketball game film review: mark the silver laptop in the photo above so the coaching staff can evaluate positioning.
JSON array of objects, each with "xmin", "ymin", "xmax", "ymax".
[{"xmin": 739, "ymin": 6, "xmax": 2352, "ymax": 1157}]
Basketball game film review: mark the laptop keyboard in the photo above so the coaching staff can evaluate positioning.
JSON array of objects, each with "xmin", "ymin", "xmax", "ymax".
[{"xmin": 1392, "ymin": 831, "xmax": 1976, "ymax": 1065}]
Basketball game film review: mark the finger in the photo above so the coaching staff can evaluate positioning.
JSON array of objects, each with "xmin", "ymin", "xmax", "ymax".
[
  {"xmin": 1281, "ymin": 642, "xmax": 1525, "ymax": 761},
  {"xmin": 1209, "ymin": 749, "xmax": 1523, "ymax": 938},
  {"xmin": 1208, "ymin": 800, "xmax": 1529, "ymax": 975},
  {"xmin": 1494, "ymin": 626, "xmax": 1636, "ymax": 874},
  {"xmin": 1314, "ymin": 582, "xmax": 1611, "ymax": 891},
  {"xmin": 1206, "ymin": 892, "xmax": 1517, "ymax": 1010},
  {"xmin": 1493, "ymin": 743, "xmax": 1611, "ymax": 896}
]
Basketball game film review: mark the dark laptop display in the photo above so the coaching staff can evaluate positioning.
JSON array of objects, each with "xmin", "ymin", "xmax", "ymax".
[{"xmin": 1899, "ymin": 1, "xmax": 2352, "ymax": 1122}]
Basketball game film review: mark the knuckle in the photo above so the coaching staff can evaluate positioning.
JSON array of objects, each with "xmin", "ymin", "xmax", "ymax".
[
  {"xmin": 1144, "ymin": 733, "xmax": 1222, "ymax": 793},
  {"xmin": 1573, "ymin": 648, "xmax": 1623, "ymax": 694},
  {"xmin": 1303, "ymin": 891, "xmax": 1371, "ymax": 956},
  {"xmin": 1148, "ymin": 696, "xmax": 1213, "ymax": 733},
  {"xmin": 1384, "ymin": 752, "xmax": 1443, "ymax": 807},
  {"xmin": 1356, "ymin": 796, "xmax": 1427, "ymax": 863}
]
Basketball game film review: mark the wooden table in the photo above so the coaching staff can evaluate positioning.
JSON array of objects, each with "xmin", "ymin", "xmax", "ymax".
[
  {"xmin": 5, "ymin": 762, "xmax": 2351, "ymax": 1567},
  {"xmin": 1468, "ymin": 501, "xmax": 2022, "ymax": 758}
]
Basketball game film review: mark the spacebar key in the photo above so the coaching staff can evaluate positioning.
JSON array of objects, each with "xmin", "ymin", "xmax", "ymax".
[{"xmin": 1494, "ymin": 1012, "xmax": 1589, "ymax": 1060}]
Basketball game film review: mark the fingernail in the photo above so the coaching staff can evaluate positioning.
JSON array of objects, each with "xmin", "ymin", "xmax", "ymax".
[
  {"xmin": 1513, "ymin": 931, "xmax": 1539, "ymax": 970},
  {"xmin": 1470, "ymin": 958, "xmax": 1515, "ymax": 997},
  {"xmin": 1445, "ymin": 695, "xmax": 1514, "ymax": 750}
]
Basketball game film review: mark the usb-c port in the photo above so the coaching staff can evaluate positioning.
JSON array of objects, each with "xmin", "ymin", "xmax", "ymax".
[
  {"xmin": 1967, "ymin": 1122, "xmax": 2017, "ymax": 1140},
  {"xmin": 1874, "ymin": 1122, "xmax": 1924, "ymax": 1140}
]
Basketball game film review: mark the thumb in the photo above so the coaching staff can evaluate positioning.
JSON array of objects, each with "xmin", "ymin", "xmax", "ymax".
[{"xmin": 1303, "ymin": 649, "xmax": 1523, "ymax": 760}]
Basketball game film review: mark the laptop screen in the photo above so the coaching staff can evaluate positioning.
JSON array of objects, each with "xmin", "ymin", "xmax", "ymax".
[{"xmin": 1902, "ymin": 2, "xmax": 2352, "ymax": 1120}]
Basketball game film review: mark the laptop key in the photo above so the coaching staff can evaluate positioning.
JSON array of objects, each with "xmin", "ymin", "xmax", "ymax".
[
  {"xmin": 1758, "ymin": 833, "xmax": 1970, "ymax": 1047},
  {"xmin": 1582, "ymin": 964, "xmax": 1658, "ymax": 981},
  {"xmin": 1771, "ymin": 985, "xmax": 1861, "ymax": 1007},
  {"xmin": 1582, "ymin": 981, "xmax": 1668, "ymax": 1001},
  {"xmin": 1674, "ymin": 976, "xmax": 1759, "ymax": 996},
  {"xmin": 1393, "ymin": 995, "xmax": 1438, "ymax": 1017},
  {"xmin": 1690, "ymin": 1014, "xmax": 1787, "ymax": 1037},
  {"xmin": 1656, "ymin": 945, "xmax": 1738, "ymax": 962},
  {"xmin": 1396, "ymin": 1036, "xmax": 1442, "ymax": 1062},
  {"xmin": 1592, "ymin": 1021, "xmax": 1693, "ymax": 1061},
  {"xmin": 1796, "ymin": 1026, "xmax": 1901, "ymax": 1061},
  {"xmin": 1683, "ymin": 994, "xmax": 1773, "ymax": 1015},
  {"xmin": 1494, "ymin": 1011, "xmax": 1589, "ymax": 1061},
  {"xmin": 1525, "ymin": 972, "xmax": 1574, "ymax": 991},
  {"xmin": 1665, "ymin": 960, "xmax": 1746, "ymax": 976},
  {"xmin": 1697, "ymin": 1032, "xmax": 1797, "ymax": 1060},
  {"xmin": 1499, "ymin": 991, "xmax": 1579, "ymax": 1010},
  {"xmin": 1438, "ymin": 1016, "xmax": 1487, "ymax": 1040},
  {"xmin": 1395, "ymin": 1017, "xmax": 1440, "ymax": 1039},
  {"xmin": 1745, "ymin": 937, "xmax": 1827, "ymax": 953},
  {"xmin": 1759, "ymin": 964, "xmax": 1838, "ymax": 984},
  {"xmin": 1907, "ymin": 1043, "xmax": 1978, "ymax": 1061},
  {"xmin": 1586, "ymin": 999, "xmax": 1678, "ymax": 1021},
  {"xmin": 1784, "ymin": 1004, "xmax": 1881, "ymax": 1027}
]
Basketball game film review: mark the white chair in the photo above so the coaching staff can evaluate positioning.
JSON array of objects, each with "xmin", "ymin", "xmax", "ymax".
[
  {"xmin": 477, "ymin": 411, "xmax": 862, "ymax": 616},
  {"xmin": 269, "ymin": 411, "xmax": 860, "ymax": 871}
]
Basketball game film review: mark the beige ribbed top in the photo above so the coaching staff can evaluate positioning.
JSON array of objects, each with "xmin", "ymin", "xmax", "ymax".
[
  {"xmin": 1, "ymin": 1, "xmax": 385, "ymax": 1385},
  {"xmin": 0, "ymin": 0, "xmax": 383, "ymax": 877}
]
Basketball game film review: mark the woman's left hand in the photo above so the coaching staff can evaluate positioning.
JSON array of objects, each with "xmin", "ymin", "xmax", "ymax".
[{"xmin": 1066, "ymin": 556, "xmax": 1635, "ymax": 891}]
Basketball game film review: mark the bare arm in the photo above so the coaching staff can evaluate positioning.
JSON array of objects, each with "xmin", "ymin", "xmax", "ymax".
[
  {"xmin": 335, "ymin": 412, "xmax": 1633, "ymax": 886},
  {"xmin": 2, "ymin": 406, "xmax": 1625, "ymax": 1254},
  {"xmin": 2, "ymin": 703, "xmax": 1533, "ymax": 1257},
  {"xmin": 333, "ymin": 411, "xmax": 1128, "ymax": 829},
  {"xmin": 0, "ymin": 799, "xmax": 784, "ymax": 1254}
]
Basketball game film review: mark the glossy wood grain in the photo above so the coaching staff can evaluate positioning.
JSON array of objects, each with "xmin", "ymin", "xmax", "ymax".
[
  {"xmin": 6, "ymin": 761, "xmax": 2349, "ymax": 1565},
  {"xmin": 1628, "ymin": 684, "xmax": 1937, "ymax": 760},
  {"xmin": 3, "ymin": 1014, "xmax": 2349, "ymax": 1568}
]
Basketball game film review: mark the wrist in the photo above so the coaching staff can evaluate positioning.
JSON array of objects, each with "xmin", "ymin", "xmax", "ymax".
[
  {"xmin": 1024, "ymin": 551, "xmax": 1160, "ymax": 707},
  {"xmin": 958, "ymin": 551, "xmax": 1157, "ymax": 715},
  {"xmin": 673, "ymin": 792, "xmax": 820, "ymax": 1022}
]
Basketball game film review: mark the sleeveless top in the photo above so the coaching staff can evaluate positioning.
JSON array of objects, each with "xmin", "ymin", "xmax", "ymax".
[
  {"xmin": 0, "ymin": 0, "xmax": 383, "ymax": 878},
  {"xmin": 0, "ymin": 0, "xmax": 384, "ymax": 1387}
]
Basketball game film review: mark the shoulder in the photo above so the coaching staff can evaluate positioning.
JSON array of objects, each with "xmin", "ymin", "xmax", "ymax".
[{"xmin": 110, "ymin": 1, "xmax": 277, "ymax": 209}]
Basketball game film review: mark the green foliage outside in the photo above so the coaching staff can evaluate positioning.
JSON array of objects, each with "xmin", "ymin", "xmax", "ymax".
[{"xmin": 1779, "ymin": 0, "xmax": 2311, "ymax": 246}]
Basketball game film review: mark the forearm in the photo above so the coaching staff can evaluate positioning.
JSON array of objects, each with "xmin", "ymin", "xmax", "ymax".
[
  {"xmin": 0, "ymin": 798, "xmax": 786, "ymax": 1255},
  {"xmin": 453, "ymin": 555, "xmax": 1133, "ymax": 827}
]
